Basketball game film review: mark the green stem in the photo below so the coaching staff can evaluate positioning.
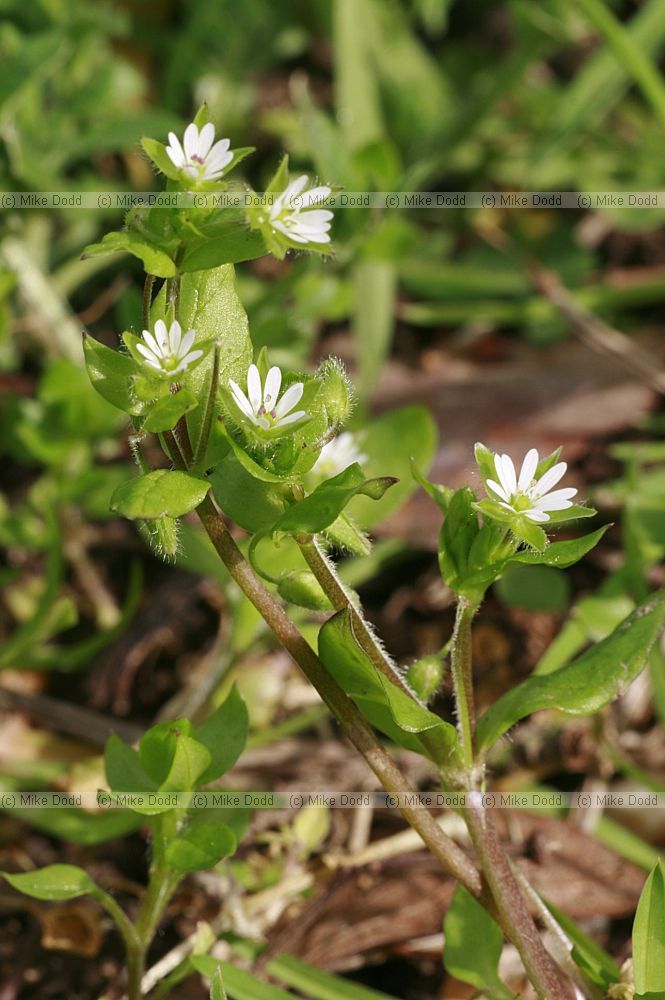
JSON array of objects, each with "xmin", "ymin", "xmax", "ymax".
[
  {"xmin": 450, "ymin": 598, "xmax": 477, "ymax": 774},
  {"xmin": 142, "ymin": 274, "xmax": 154, "ymax": 330},
  {"xmin": 127, "ymin": 812, "xmax": 182, "ymax": 1000},
  {"xmin": 297, "ymin": 535, "xmax": 421, "ymax": 703},
  {"xmin": 191, "ymin": 345, "xmax": 220, "ymax": 473}
]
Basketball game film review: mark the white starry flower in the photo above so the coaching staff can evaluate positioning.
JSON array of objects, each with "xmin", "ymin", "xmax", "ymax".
[
  {"xmin": 136, "ymin": 319, "xmax": 203, "ymax": 377},
  {"xmin": 269, "ymin": 175, "xmax": 333, "ymax": 245},
  {"xmin": 229, "ymin": 364, "xmax": 306, "ymax": 431},
  {"xmin": 311, "ymin": 432, "xmax": 367, "ymax": 479},
  {"xmin": 486, "ymin": 448, "xmax": 577, "ymax": 523},
  {"xmin": 165, "ymin": 122, "xmax": 233, "ymax": 182}
]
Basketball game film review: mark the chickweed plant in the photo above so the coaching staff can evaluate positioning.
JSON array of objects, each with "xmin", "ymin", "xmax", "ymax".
[{"xmin": 4, "ymin": 106, "xmax": 665, "ymax": 1000}]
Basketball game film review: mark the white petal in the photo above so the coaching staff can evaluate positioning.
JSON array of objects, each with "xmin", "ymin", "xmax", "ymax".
[
  {"xmin": 271, "ymin": 218, "xmax": 292, "ymax": 238},
  {"xmin": 173, "ymin": 349, "xmax": 204, "ymax": 373},
  {"xmin": 487, "ymin": 479, "xmax": 510, "ymax": 503},
  {"xmin": 136, "ymin": 343, "xmax": 162, "ymax": 367},
  {"xmin": 168, "ymin": 320, "xmax": 182, "ymax": 354},
  {"xmin": 263, "ymin": 366, "xmax": 282, "ymax": 408},
  {"xmin": 283, "ymin": 175, "xmax": 308, "ymax": 206},
  {"xmin": 498, "ymin": 501, "xmax": 518, "ymax": 514},
  {"xmin": 494, "ymin": 454, "xmax": 515, "ymax": 497},
  {"xmin": 246, "ymin": 364, "xmax": 262, "ymax": 414},
  {"xmin": 518, "ymin": 448, "xmax": 539, "ymax": 491},
  {"xmin": 257, "ymin": 415, "xmax": 271, "ymax": 429},
  {"xmin": 299, "ymin": 186, "xmax": 332, "ymax": 207},
  {"xmin": 229, "ymin": 379, "xmax": 254, "ymax": 418},
  {"xmin": 183, "ymin": 122, "xmax": 199, "ymax": 161},
  {"xmin": 179, "ymin": 328, "xmax": 196, "ymax": 357},
  {"xmin": 142, "ymin": 330, "xmax": 163, "ymax": 358},
  {"xmin": 532, "ymin": 462, "xmax": 567, "ymax": 498},
  {"xmin": 206, "ymin": 139, "xmax": 232, "ymax": 170},
  {"xmin": 197, "ymin": 122, "xmax": 215, "ymax": 159},
  {"xmin": 154, "ymin": 319, "xmax": 169, "ymax": 353},
  {"xmin": 166, "ymin": 132, "xmax": 186, "ymax": 167},
  {"xmin": 274, "ymin": 381, "xmax": 304, "ymax": 418},
  {"xmin": 533, "ymin": 488, "xmax": 577, "ymax": 512},
  {"xmin": 299, "ymin": 209, "xmax": 334, "ymax": 225},
  {"xmin": 525, "ymin": 509, "xmax": 550, "ymax": 523},
  {"xmin": 274, "ymin": 409, "xmax": 306, "ymax": 427}
]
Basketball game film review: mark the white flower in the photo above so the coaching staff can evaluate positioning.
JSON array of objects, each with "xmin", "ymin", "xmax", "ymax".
[
  {"xmin": 269, "ymin": 175, "xmax": 333, "ymax": 245},
  {"xmin": 312, "ymin": 432, "xmax": 367, "ymax": 478},
  {"xmin": 229, "ymin": 364, "xmax": 306, "ymax": 430},
  {"xmin": 166, "ymin": 122, "xmax": 233, "ymax": 182},
  {"xmin": 486, "ymin": 448, "xmax": 577, "ymax": 523},
  {"xmin": 136, "ymin": 319, "xmax": 203, "ymax": 377}
]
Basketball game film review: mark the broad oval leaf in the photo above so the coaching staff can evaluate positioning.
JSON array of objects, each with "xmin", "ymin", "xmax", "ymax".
[
  {"xmin": 1, "ymin": 864, "xmax": 98, "ymax": 901},
  {"xmin": 140, "ymin": 719, "xmax": 211, "ymax": 792},
  {"xmin": 275, "ymin": 464, "xmax": 397, "ymax": 535},
  {"xmin": 83, "ymin": 334, "xmax": 139, "ymax": 415},
  {"xmin": 165, "ymin": 822, "xmax": 236, "ymax": 872},
  {"xmin": 477, "ymin": 589, "xmax": 665, "ymax": 753},
  {"xmin": 194, "ymin": 686, "xmax": 249, "ymax": 785},
  {"xmin": 633, "ymin": 859, "xmax": 665, "ymax": 995},
  {"xmin": 444, "ymin": 885, "xmax": 513, "ymax": 999},
  {"xmin": 110, "ymin": 470, "xmax": 210, "ymax": 519}
]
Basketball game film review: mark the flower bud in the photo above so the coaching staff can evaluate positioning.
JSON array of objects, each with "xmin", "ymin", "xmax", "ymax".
[
  {"xmin": 316, "ymin": 358, "xmax": 353, "ymax": 429},
  {"xmin": 406, "ymin": 654, "xmax": 444, "ymax": 702},
  {"xmin": 277, "ymin": 571, "xmax": 333, "ymax": 611}
]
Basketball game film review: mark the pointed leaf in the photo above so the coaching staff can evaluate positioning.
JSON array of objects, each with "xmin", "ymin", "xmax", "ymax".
[
  {"xmin": 1, "ymin": 865, "xmax": 98, "ymax": 901},
  {"xmin": 275, "ymin": 464, "xmax": 397, "ymax": 535},
  {"xmin": 83, "ymin": 334, "xmax": 140, "ymax": 415},
  {"xmin": 82, "ymin": 231, "xmax": 176, "ymax": 278},
  {"xmin": 444, "ymin": 885, "xmax": 513, "ymax": 999},
  {"xmin": 142, "ymin": 390, "xmax": 198, "ymax": 433},
  {"xmin": 165, "ymin": 822, "xmax": 236, "ymax": 873},
  {"xmin": 477, "ymin": 590, "xmax": 665, "ymax": 753},
  {"xmin": 633, "ymin": 860, "xmax": 665, "ymax": 995}
]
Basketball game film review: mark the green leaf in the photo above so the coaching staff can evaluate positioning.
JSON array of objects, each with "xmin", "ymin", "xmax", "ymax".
[
  {"xmin": 83, "ymin": 334, "xmax": 140, "ymax": 415},
  {"xmin": 443, "ymin": 885, "xmax": 513, "ymax": 999},
  {"xmin": 165, "ymin": 821, "xmax": 237, "ymax": 873},
  {"xmin": 194, "ymin": 686, "xmax": 249, "ymax": 785},
  {"xmin": 110, "ymin": 470, "xmax": 210, "ymax": 520},
  {"xmin": 477, "ymin": 589, "xmax": 665, "ymax": 753},
  {"xmin": 180, "ymin": 228, "xmax": 267, "ymax": 272},
  {"xmin": 143, "ymin": 390, "xmax": 198, "ymax": 433},
  {"xmin": 210, "ymin": 452, "xmax": 288, "ymax": 532},
  {"xmin": 633, "ymin": 860, "xmax": 665, "ymax": 995},
  {"xmin": 191, "ymin": 957, "xmax": 295, "ymax": 1000},
  {"xmin": 82, "ymin": 231, "xmax": 176, "ymax": 278},
  {"xmin": 140, "ymin": 719, "xmax": 211, "ymax": 792},
  {"xmin": 275, "ymin": 464, "xmax": 397, "ymax": 535},
  {"xmin": 545, "ymin": 900, "xmax": 620, "ymax": 990},
  {"xmin": 318, "ymin": 611, "xmax": 459, "ymax": 764},
  {"xmin": 211, "ymin": 966, "xmax": 228, "ymax": 1000},
  {"xmin": 141, "ymin": 136, "xmax": 181, "ymax": 181},
  {"xmin": 105, "ymin": 732, "xmax": 157, "ymax": 795},
  {"xmin": 0, "ymin": 865, "xmax": 98, "ymax": 901}
]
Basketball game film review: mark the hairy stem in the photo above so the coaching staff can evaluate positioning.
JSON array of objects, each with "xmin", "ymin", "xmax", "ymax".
[
  {"xmin": 196, "ymin": 493, "xmax": 483, "ymax": 897},
  {"xmin": 297, "ymin": 535, "xmax": 420, "ymax": 702},
  {"xmin": 142, "ymin": 274, "xmax": 154, "ymax": 330},
  {"xmin": 450, "ymin": 598, "xmax": 477, "ymax": 773},
  {"xmin": 191, "ymin": 345, "xmax": 220, "ymax": 473},
  {"xmin": 464, "ymin": 800, "xmax": 576, "ymax": 1000}
]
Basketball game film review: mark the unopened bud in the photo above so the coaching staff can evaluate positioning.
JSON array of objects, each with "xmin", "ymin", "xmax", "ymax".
[{"xmin": 406, "ymin": 654, "xmax": 444, "ymax": 701}]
